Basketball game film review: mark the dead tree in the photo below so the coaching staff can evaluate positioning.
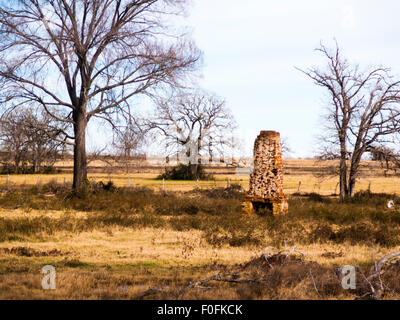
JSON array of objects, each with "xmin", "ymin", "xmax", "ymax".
[
  {"xmin": 369, "ymin": 145, "xmax": 400, "ymax": 174},
  {"xmin": 148, "ymin": 89, "xmax": 236, "ymax": 176},
  {"xmin": 112, "ymin": 121, "xmax": 145, "ymax": 173},
  {"xmin": 0, "ymin": 0, "xmax": 200, "ymax": 188},
  {"xmin": 0, "ymin": 109, "xmax": 66, "ymax": 173},
  {"xmin": 298, "ymin": 41, "xmax": 400, "ymax": 201},
  {"xmin": 281, "ymin": 137, "xmax": 292, "ymax": 158},
  {"xmin": 23, "ymin": 110, "xmax": 68, "ymax": 173},
  {"xmin": 0, "ymin": 113, "xmax": 30, "ymax": 173}
]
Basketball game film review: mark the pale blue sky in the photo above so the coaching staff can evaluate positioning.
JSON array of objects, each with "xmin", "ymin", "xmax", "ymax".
[
  {"xmin": 88, "ymin": 0, "xmax": 400, "ymax": 158},
  {"xmin": 182, "ymin": 0, "xmax": 400, "ymax": 158}
]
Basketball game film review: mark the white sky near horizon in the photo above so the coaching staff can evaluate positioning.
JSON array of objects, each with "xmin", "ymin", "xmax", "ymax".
[{"xmin": 88, "ymin": 0, "xmax": 400, "ymax": 159}]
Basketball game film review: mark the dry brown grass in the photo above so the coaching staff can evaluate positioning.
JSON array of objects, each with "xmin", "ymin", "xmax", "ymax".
[
  {"xmin": 2, "ymin": 224, "xmax": 399, "ymax": 300},
  {"xmin": 1, "ymin": 159, "xmax": 400, "ymax": 299}
]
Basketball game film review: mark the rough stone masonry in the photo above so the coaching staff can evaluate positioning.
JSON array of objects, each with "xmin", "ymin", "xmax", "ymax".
[{"xmin": 242, "ymin": 130, "xmax": 288, "ymax": 215}]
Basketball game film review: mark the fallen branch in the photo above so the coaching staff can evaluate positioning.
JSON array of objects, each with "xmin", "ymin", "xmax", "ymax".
[
  {"xmin": 369, "ymin": 250, "xmax": 400, "ymax": 280},
  {"xmin": 309, "ymin": 269, "xmax": 321, "ymax": 298},
  {"xmin": 356, "ymin": 250, "xmax": 400, "ymax": 300},
  {"xmin": 179, "ymin": 273, "xmax": 263, "ymax": 298},
  {"xmin": 355, "ymin": 265, "xmax": 376, "ymax": 300}
]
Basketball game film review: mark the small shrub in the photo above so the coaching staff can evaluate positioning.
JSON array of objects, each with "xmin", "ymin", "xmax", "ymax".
[
  {"xmin": 41, "ymin": 166, "xmax": 58, "ymax": 174},
  {"xmin": 59, "ymin": 258, "xmax": 87, "ymax": 268},
  {"xmin": 41, "ymin": 179, "xmax": 64, "ymax": 194},
  {"xmin": 101, "ymin": 181, "xmax": 117, "ymax": 192},
  {"xmin": 88, "ymin": 181, "xmax": 118, "ymax": 194},
  {"xmin": 158, "ymin": 164, "xmax": 212, "ymax": 180},
  {"xmin": 196, "ymin": 184, "xmax": 244, "ymax": 199},
  {"xmin": 183, "ymin": 204, "xmax": 199, "ymax": 215},
  {"xmin": 309, "ymin": 224, "xmax": 336, "ymax": 243},
  {"xmin": 0, "ymin": 165, "xmax": 57, "ymax": 174},
  {"xmin": 0, "ymin": 164, "xmax": 17, "ymax": 174},
  {"xmin": 302, "ymin": 192, "xmax": 329, "ymax": 203}
]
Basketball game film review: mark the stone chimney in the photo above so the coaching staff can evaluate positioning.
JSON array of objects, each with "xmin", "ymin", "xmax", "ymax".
[{"xmin": 242, "ymin": 130, "xmax": 288, "ymax": 215}]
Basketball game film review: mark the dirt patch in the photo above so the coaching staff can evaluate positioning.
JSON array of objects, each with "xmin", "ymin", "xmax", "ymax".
[{"xmin": 1, "ymin": 247, "xmax": 69, "ymax": 257}]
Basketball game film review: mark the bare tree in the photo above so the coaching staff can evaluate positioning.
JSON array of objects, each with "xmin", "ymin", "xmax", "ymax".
[
  {"xmin": 369, "ymin": 145, "xmax": 400, "ymax": 173},
  {"xmin": 112, "ymin": 121, "xmax": 145, "ymax": 173},
  {"xmin": 0, "ymin": 0, "xmax": 200, "ymax": 188},
  {"xmin": 0, "ymin": 109, "xmax": 66, "ymax": 173},
  {"xmin": 24, "ymin": 110, "xmax": 68, "ymax": 173},
  {"xmin": 0, "ymin": 113, "xmax": 29, "ymax": 173},
  {"xmin": 148, "ymin": 89, "xmax": 236, "ymax": 176},
  {"xmin": 298, "ymin": 42, "xmax": 400, "ymax": 201},
  {"xmin": 281, "ymin": 136, "xmax": 292, "ymax": 159}
]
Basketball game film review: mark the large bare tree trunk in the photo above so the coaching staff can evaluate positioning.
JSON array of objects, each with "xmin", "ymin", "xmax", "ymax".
[
  {"xmin": 73, "ymin": 110, "xmax": 87, "ymax": 189},
  {"xmin": 14, "ymin": 157, "xmax": 20, "ymax": 174},
  {"xmin": 348, "ymin": 155, "xmax": 358, "ymax": 197},
  {"xmin": 194, "ymin": 134, "xmax": 202, "ymax": 178},
  {"xmin": 339, "ymin": 139, "xmax": 348, "ymax": 202},
  {"xmin": 348, "ymin": 150, "xmax": 362, "ymax": 197},
  {"xmin": 348, "ymin": 175, "xmax": 356, "ymax": 197}
]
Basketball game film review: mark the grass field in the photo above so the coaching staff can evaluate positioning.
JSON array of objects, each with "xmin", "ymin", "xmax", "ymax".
[
  {"xmin": 2, "ymin": 159, "xmax": 400, "ymax": 300},
  {"xmin": 3, "ymin": 159, "xmax": 400, "ymax": 194}
]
